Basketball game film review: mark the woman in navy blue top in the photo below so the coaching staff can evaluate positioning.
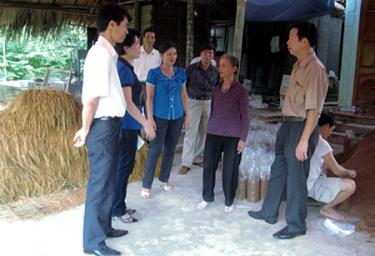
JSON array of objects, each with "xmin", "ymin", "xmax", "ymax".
[
  {"xmin": 112, "ymin": 29, "xmax": 155, "ymax": 223},
  {"xmin": 141, "ymin": 42, "xmax": 190, "ymax": 198}
]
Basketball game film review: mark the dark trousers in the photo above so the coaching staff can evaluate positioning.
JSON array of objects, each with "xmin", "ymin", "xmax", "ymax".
[
  {"xmin": 142, "ymin": 116, "xmax": 183, "ymax": 189},
  {"xmin": 112, "ymin": 129, "xmax": 139, "ymax": 217},
  {"xmin": 202, "ymin": 134, "xmax": 241, "ymax": 206},
  {"xmin": 261, "ymin": 121, "xmax": 319, "ymax": 232},
  {"xmin": 83, "ymin": 118, "xmax": 120, "ymax": 252}
]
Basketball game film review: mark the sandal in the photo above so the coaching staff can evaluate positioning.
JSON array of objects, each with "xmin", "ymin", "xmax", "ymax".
[
  {"xmin": 113, "ymin": 213, "xmax": 138, "ymax": 224},
  {"xmin": 197, "ymin": 200, "xmax": 210, "ymax": 210},
  {"xmin": 160, "ymin": 182, "xmax": 173, "ymax": 192},
  {"xmin": 141, "ymin": 188, "xmax": 151, "ymax": 199},
  {"xmin": 125, "ymin": 208, "xmax": 136, "ymax": 215},
  {"xmin": 224, "ymin": 204, "xmax": 234, "ymax": 213}
]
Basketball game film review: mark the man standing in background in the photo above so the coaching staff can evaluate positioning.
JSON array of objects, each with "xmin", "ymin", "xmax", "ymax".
[
  {"xmin": 179, "ymin": 44, "xmax": 219, "ymax": 175},
  {"xmin": 133, "ymin": 27, "xmax": 161, "ymax": 82}
]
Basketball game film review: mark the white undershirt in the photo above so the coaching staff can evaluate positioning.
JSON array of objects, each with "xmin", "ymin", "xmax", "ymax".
[{"xmin": 307, "ymin": 136, "xmax": 333, "ymax": 194}]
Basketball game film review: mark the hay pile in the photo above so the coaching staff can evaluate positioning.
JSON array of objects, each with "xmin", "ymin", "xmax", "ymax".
[
  {"xmin": 0, "ymin": 88, "xmax": 88, "ymax": 204},
  {"xmin": 0, "ymin": 88, "xmax": 159, "ymax": 207}
]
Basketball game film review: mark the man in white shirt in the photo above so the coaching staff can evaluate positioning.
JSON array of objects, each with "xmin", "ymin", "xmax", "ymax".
[
  {"xmin": 133, "ymin": 27, "xmax": 161, "ymax": 82},
  {"xmin": 73, "ymin": 4, "xmax": 130, "ymax": 256},
  {"xmin": 307, "ymin": 111, "xmax": 356, "ymax": 221},
  {"xmin": 190, "ymin": 56, "xmax": 216, "ymax": 67}
]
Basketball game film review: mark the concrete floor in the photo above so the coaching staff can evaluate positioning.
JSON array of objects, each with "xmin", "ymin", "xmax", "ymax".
[{"xmin": 1, "ymin": 153, "xmax": 374, "ymax": 256}]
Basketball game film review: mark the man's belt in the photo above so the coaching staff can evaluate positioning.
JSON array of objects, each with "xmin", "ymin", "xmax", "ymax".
[
  {"xmin": 95, "ymin": 116, "xmax": 121, "ymax": 121},
  {"xmin": 190, "ymin": 96, "xmax": 211, "ymax": 101},
  {"xmin": 282, "ymin": 116, "xmax": 305, "ymax": 122}
]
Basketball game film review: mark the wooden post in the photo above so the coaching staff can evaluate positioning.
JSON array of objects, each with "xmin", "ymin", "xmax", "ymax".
[
  {"xmin": 134, "ymin": 0, "xmax": 141, "ymax": 31},
  {"xmin": 186, "ymin": 0, "xmax": 194, "ymax": 66},
  {"xmin": 233, "ymin": 0, "xmax": 246, "ymax": 74}
]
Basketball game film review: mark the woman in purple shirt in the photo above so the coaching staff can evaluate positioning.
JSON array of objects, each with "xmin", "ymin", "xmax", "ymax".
[{"xmin": 197, "ymin": 54, "xmax": 250, "ymax": 212}]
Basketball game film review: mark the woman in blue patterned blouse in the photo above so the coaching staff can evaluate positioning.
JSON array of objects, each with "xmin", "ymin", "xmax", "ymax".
[{"xmin": 141, "ymin": 41, "xmax": 190, "ymax": 198}]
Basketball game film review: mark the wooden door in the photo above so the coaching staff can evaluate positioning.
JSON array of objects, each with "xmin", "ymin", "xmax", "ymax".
[{"xmin": 353, "ymin": 0, "xmax": 375, "ymax": 106}]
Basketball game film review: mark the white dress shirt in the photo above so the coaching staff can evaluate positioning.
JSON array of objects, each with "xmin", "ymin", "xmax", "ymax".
[
  {"xmin": 133, "ymin": 46, "xmax": 161, "ymax": 81},
  {"xmin": 81, "ymin": 36, "xmax": 126, "ymax": 118},
  {"xmin": 190, "ymin": 56, "xmax": 216, "ymax": 67}
]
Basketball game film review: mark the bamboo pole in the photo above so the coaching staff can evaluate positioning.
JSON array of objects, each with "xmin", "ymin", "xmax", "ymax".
[
  {"xmin": 186, "ymin": 0, "xmax": 194, "ymax": 66},
  {"xmin": 134, "ymin": 0, "xmax": 141, "ymax": 31}
]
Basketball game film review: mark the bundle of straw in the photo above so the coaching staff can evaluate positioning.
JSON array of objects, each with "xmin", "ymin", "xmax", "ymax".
[
  {"xmin": 0, "ymin": 88, "xmax": 158, "ymax": 204},
  {"xmin": 0, "ymin": 88, "xmax": 87, "ymax": 204},
  {"xmin": 131, "ymin": 143, "xmax": 161, "ymax": 183}
]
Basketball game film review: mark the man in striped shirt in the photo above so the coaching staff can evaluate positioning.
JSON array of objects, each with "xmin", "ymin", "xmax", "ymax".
[{"xmin": 179, "ymin": 43, "xmax": 220, "ymax": 175}]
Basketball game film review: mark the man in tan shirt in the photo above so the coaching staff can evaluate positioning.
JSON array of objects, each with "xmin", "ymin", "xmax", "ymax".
[{"xmin": 248, "ymin": 22, "xmax": 328, "ymax": 239}]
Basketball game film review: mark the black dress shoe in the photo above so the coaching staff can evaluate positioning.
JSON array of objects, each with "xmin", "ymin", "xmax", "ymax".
[
  {"xmin": 107, "ymin": 229, "xmax": 128, "ymax": 238},
  {"xmin": 248, "ymin": 210, "xmax": 277, "ymax": 224},
  {"xmin": 85, "ymin": 245, "xmax": 121, "ymax": 256},
  {"xmin": 273, "ymin": 226, "xmax": 306, "ymax": 239}
]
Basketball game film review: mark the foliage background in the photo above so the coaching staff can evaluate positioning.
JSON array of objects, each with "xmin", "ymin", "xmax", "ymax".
[{"xmin": 0, "ymin": 25, "xmax": 86, "ymax": 81}]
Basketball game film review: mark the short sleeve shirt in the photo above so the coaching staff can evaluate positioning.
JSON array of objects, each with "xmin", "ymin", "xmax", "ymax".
[
  {"xmin": 81, "ymin": 36, "xmax": 126, "ymax": 118},
  {"xmin": 282, "ymin": 53, "xmax": 328, "ymax": 118},
  {"xmin": 147, "ymin": 67, "xmax": 186, "ymax": 120},
  {"xmin": 307, "ymin": 136, "xmax": 333, "ymax": 193},
  {"xmin": 117, "ymin": 58, "xmax": 143, "ymax": 130}
]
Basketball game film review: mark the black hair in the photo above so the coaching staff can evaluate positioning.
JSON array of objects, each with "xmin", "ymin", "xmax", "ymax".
[
  {"xmin": 318, "ymin": 111, "xmax": 336, "ymax": 127},
  {"xmin": 115, "ymin": 29, "xmax": 141, "ymax": 55},
  {"xmin": 290, "ymin": 22, "xmax": 318, "ymax": 47},
  {"xmin": 142, "ymin": 27, "xmax": 156, "ymax": 37},
  {"xmin": 159, "ymin": 41, "xmax": 177, "ymax": 54},
  {"xmin": 220, "ymin": 54, "xmax": 239, "ymax": 74},
  {"xmin": 200, "ymin": 43, "xmax": 216, "ymax": 53},
  {"xmin": 96, "ymin": 3, "xmax": 131, "ymax": 33}
]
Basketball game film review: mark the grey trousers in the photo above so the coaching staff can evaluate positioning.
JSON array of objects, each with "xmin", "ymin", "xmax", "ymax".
[
  {"xmin": 181, "ymin": 98, "xmax": 211, "ymax": 167},
  {"xmin": 261, "ymin": 120, "xmax": 319, "ymax": 232}
]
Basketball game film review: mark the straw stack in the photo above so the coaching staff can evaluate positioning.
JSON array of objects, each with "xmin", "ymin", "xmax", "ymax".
[
  {"xmin": 0, "ymin": 88, "xmax": 160, "ymax": 204},
  {"xmin": 0, "ymin": 88, "xmax": 88, "ymax": 204},
  {"xmin": 130, "ymin": 143, "xmax": 161, "ymax": 183}
]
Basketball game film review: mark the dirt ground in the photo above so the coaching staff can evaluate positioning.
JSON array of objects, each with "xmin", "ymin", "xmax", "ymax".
[{"xmin": 343, "ymin": 131, "xmax": 375, "ymax": 236}]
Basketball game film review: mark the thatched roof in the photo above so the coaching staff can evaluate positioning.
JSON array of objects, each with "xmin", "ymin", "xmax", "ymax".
[
  {"xmin": 0, "ymin": 0, "xmax": 137, "ymax": 38},
  {"xmin": 0, "ymin": 0, "xmax": 236, "ymax": 39}
]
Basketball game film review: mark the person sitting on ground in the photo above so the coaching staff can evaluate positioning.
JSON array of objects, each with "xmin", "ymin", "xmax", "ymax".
[{"xmin": 307, "ymin": 111, "xmax": 356, "ymax": 221}]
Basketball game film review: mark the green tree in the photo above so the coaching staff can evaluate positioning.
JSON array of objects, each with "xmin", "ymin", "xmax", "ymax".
[{"xmin": 0, "ymin": 25, "xmax": 86, "ymax": 81}]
